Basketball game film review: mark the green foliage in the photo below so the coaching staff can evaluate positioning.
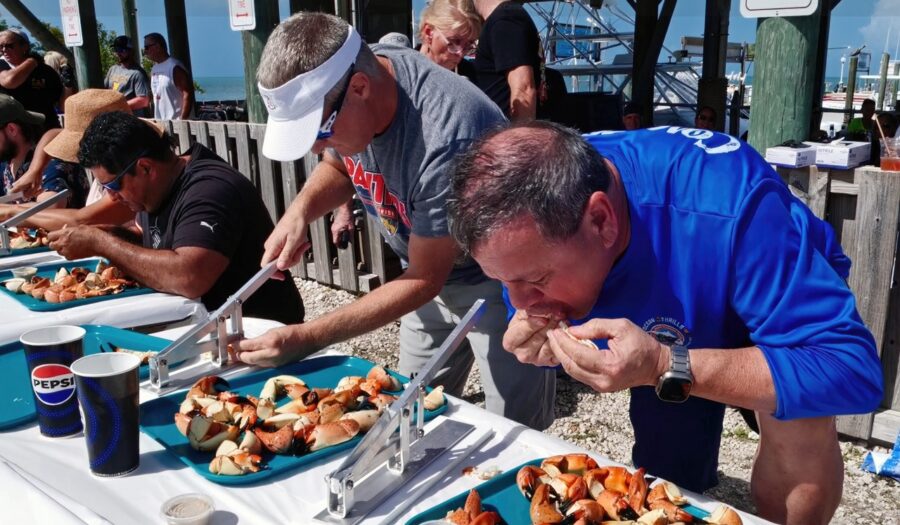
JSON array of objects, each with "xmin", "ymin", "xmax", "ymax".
[{"xmin": 97, "ymin": 23, "xmax": 119, "ymax": 78}]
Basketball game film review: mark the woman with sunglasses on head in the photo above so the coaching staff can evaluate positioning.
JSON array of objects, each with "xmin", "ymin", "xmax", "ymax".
[{"xmin": 418, "ymin": 0, "xmax": 481, "ymax": 83}]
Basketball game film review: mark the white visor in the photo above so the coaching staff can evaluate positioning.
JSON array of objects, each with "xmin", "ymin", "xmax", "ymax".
[{"xmin": 259, "ymin": 25, "xmax": 361, "ymax": 161}]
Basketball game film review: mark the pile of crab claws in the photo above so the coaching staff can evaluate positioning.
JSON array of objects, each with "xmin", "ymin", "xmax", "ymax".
[
  {"xmin": 259, "ymin": 375, "xmax": 306, "ymax": 402},
  {"xmin": 208, "ymin": 437, "xmax": 263, "ymax": 476},
  {"xmin": 445, "ymin": 489, "xmax": 502, "ymax": 525},
  {"xmin": 187, "ymin": 376, "xmax": 230, "ymax": 400},
  {"xmin": 175, "ymin": 413, "xmax": 240, "ymax": 452}
]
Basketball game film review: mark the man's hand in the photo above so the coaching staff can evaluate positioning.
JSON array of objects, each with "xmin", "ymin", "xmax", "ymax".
[
  {"xmin": 9, "ymin": 168, "xmax": 42, "ymax": 199},
  {"xmin": 502, "ymin": 310, "xmax": 562, "ymax": 366},
  {"xmin": 330, "ymin": 201, "xmax": 355, "ymax": 247},
  {"xmin": 47, "ymin": 226, "xmax": 100, "ymax": 260},
  {"xmin": 234, "ymin": 325, "xmax": 317, "ymax": 367},
  {"xmin": 261, "ymin": 212, "xmax": 311, "ymax": 270},
  {"xmin": 546, "ymin": 318, "xmax": 669, "ymax": 392}
]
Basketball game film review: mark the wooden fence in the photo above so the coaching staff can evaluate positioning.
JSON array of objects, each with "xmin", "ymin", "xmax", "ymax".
[
  {"xmin": 162, "ymin": 119, "xmax": 401, "ymax": 294},
  {"xmin": 778, "ymin": 165, "xmax": 900, "ymax": 444}
]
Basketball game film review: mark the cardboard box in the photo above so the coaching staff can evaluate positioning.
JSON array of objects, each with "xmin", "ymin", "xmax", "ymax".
[
  {"xmin": 765, "ymin": 144, "xmax": 817, "ymax": 168},
  {"xmin": 812, "ymin": 140, "xmax": 871, "ymax": 169}
]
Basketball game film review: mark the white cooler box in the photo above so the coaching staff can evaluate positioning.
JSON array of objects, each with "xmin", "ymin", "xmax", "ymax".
[
  {"xmin": 765, "ymin": 143, "xmax": 817, "ymax": 168},
  {"xmin": 812, "ymin": 140, "xmax": 870, "ymax": 169}
]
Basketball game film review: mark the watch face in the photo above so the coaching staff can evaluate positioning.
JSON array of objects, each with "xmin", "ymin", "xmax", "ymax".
[{"xmin": 656, "ymin": 374, "xmax": 693, "ymax": 403}]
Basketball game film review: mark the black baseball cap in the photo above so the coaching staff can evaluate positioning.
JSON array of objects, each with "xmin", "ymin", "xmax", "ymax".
[
  {"xmin": 623, "ymin": 101, "xmax": 643, "ymax": 116},
  {"xmin": 112, "ymin": 35, "xmax": 132, "ymax": 51}
]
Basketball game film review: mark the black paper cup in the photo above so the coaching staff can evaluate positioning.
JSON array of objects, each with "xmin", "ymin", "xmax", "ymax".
[
  {"xmin": 71, "ymin": 352, "xmax": 141, "ymax": 477},
  {"xmin": 20, "ymin": 325, "xmax": 86, "ymax": 438}
]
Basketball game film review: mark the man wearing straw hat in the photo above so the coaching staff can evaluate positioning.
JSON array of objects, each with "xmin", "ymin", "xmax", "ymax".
[
  {"xmin": 0, "ymin": 89, "xmax": 136, "ymax": 229},
  {"xmin": 236, "ymin": 12, "xmax": 555, "ymax": 430},
  {"xmin": 47, "ymin": 111, "xmax": 304, "ymax": 324}
]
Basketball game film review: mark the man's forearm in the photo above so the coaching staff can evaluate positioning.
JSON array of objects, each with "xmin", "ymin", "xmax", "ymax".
[
  {"xmin": 180, "ymin": 90, "xmax": 194, "ymax": 120},
  {"xmin": 288, "ymin": 158, "xmax": 357, "ymax": 225},
  {"xmin": 688, "ymin": 346, "xmax": 776, "ymax": 412},
  {"xmin": 127, "ymin": 96, "xmax": 150, "ymax": 111},
  {"xmin": 0, "ymin": 58, "xmax": 37, "ymax": 89}
]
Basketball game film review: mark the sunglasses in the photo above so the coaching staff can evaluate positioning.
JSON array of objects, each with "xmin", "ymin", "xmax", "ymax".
[
  {"xmin": 316, "ymin": 65, "xmax": 355, "ymax": 141},
  {"xmin": 142, "ymin": 42, "xmax": 158, "ymax": 51},
  {"xmin": 433, "ymin": 28, "xmax": 476, "ymax": 56},
  {"xmin": 101, "ymin": 149, "xmax": 149, "ymax": 192}
]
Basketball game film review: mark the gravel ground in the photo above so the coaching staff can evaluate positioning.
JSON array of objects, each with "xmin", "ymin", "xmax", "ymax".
[{"xmin": 296, "ymin": 277, "xmax": 900, "ymax": 524}]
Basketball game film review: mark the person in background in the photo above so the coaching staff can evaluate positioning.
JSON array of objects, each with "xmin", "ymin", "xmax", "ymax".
[
  {"xmin": 143, "ymin": 33, "xmax": 194, "ymax": 121},
  {"xmin": 47, "ymin": 111, "xmax": 304, "ymax": 324},
  {"xmin": 105, "ymin": 36, "xmax": 151, "ymax": 117},
  {"xmin": 0, "ymin": 29, "xmax": 62, "ymax": 131},
  {"xmin": 0, "ymin": 94, "xmax": 88, "ymax": 209},
  {"xmin": 876, "ymin": 112, "xmax": 898, "ymax": 140},
  {"xmin": 694, "ymin": 105, "xmax": 716, "ymax": 130},
  {"xmin": 378, "ymin": 32, "xmax": 412, "ymax": 48},
  {"xmin": 846, "ymin": 98, "xmax": 875, "ymax": 140},
  {"xmin": 241, "ymin": 13, "xmax": 554, "ymax": 430},
  {"xmin": 449, "ymin": 121, "xmax": 881, "ymax": 525},
  {"xmin": 473, "ymin": 0, "xmax": 540, "ymax": 122},
  {"xmin": 0, "ymin": 89, "xmax": 136, "ymax": 229},
  {"xmin": 43, "ymin": 51, "xmax": 77, "ymax": 111},
  {"xmin": 418, "ymin": 0, "xmax": 481, "ymax": 83},
  {"xmin": 622, "ymin": 101, "xmax": 642, "ymax": 130}
]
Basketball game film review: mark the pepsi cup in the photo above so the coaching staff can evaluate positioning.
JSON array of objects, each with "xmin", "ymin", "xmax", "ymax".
[
  {"xmin": 20, "ymin": 325, "xmax": 86, "ymax": 438},
  {"xmin": 71, "ymin": 352, "xmax": 141, "ymax": 477}
]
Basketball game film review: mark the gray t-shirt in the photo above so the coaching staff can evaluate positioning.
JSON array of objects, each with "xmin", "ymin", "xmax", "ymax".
[
  {"xmin": 105, "ymin": 63, "xmax": 151, "ymax": 117},
  {"xmin": 334, "ymin": 46, "xmax": 507, "ymax": 284}
]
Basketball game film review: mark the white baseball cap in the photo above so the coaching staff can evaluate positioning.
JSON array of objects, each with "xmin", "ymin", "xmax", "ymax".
[{"xmin": 259, "ymin": 25, "xmax": 361, "ymax": 161}]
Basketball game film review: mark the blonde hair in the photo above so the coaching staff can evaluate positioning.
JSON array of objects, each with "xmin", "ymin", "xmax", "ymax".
[
  {"xmin": 419, "ymin": 0, "xmax": 482, "ymax": 43},
  {"xmin": 43, "ymin": 51, "xmax": 68, "ymax": 74}
]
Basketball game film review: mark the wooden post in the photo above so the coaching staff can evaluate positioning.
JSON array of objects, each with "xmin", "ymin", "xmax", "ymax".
[
  {"xmin": 73, "ymin": 0, "xmax": 104, "ymax": 89},
  {"xmin": 164, "ymin": 0, "xmax": 193, "ymax": 79},
  {"xmin": 631, "ymin": 0, "xmax": 676, "ymax": 127},
  {"xmin": 0, "ymin": 0, "xmax": 75, "ymax": 64},
  {"xmin": 242, "ymin": 1, "xmax": 280, "ymax": 124},
  {"xmin": 748, "ymin": 7, "xmax": 822, "ymax": 153},
  {"xmin": 843, "ymin": 55, "xmax": 858, "ymax": 127},
  {"xmin": 697, "ymin": 0, "xmax": 730, "ymax": 131},
  {"xmin": 809, "ymin": 4, "xmax": 832, "ymax": 136},
  {"xmin": 290, "ymin": 0, "xmax": 334, "ymax": 15},
  {"xmin": 121, "ymin": 0, "xmax": 139, "ymax": 56},
  {"xmin": 877, "ymin": 53, "xmax": 890, "ymax": 111}
]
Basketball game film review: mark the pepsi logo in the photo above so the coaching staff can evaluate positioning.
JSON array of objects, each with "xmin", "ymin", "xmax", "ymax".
[{"xmin": 31, "ymin": 364, "xmax": 77, "ymax": 406}]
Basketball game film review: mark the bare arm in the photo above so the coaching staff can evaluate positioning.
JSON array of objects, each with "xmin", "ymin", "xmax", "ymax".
[
  {"xmin": 48, "ymin": 225, "xmax": 229, "ymax": 298},
  {"xmin": 262, "ymin": 152, "xmax": 356, "ymax": 269},
  {"xmin": 0, "ymin": 194, "xmax": 134, "ymax": 231},
  {"xmin": 238, "ymin": 234, "xmax": 458, "ymax": 366},
  {"xmin": 127, "ymin": 95, "xmax": 150, "ymax": 111},
  {"xmin": 507, "ymin": 65, "xmax": 537, "ymax": 122},
  {"xmin": 0, "ymin": 57, "xmax": 37, "ymax": 89},
  {"xmin": 10, "ymin": 128, "xmax": 62, "ymax": 198},
  {"xmin": 173, "ymin": 65, "xmax": 194, "ymax": 120}
]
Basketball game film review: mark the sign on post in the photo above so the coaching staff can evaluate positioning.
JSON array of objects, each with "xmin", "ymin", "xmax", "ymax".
[
  {"xmin": 228, "ymin": 0, "xmax": 256, "ymax": 31},
  {"xmin": 59, "ymin": 0, "xmax": 83, "ymax": 47},
  {"xmin": 740, "ymin": 0, "xmax": 819, "ymax": 18}
]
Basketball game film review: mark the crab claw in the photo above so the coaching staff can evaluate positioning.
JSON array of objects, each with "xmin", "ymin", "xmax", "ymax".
[
  {"xmin": 368, "ymin": 393, "xmax": 398, "ymax": 413},
  {"xmin": 186, "ymin": 415, "xmax": 239, "ymax": 452},
  {"xmin": 647, "ymin": 480, "xmax": 687, "ymax": 506},
  {"xmin": 259, "ymin": 375, "xmax": 306, "ymax": 402},
  {"xmin": 253, "ymin": 424, "xmax": 295, "ymax": 454},
  {"xmin": 530, "ymin": 483, "xmax": 564, "ymax": 524},
  {"xmin": 636, "ymin": 508, "xmax": 668, "ymax": 525},
  {"xmin": 596, "ymin": 489, "xmax": 638, "ymax": 521},
  {"xmin": 708, "ymin": 505, "xmax": 743, "ymax": 525},
  {"xmin": 583, "ymin": 468, "xmax": 610, "ymax": 499},
  {"xmin": 174, "ymin": 412, "xmax": 192, "ymax": 437},
  {"xmin": 627, "ymin": 467, "xmax": 649, "ymax": 514},
  {"xmin": 209, "ymin": 441, "xmax": 262, "ymax": 476},
  {"xmin": 366, "ymin": 365, "xmax": 402, "ymax": 392},
  {"xmin": 603, "ymin": 466, "xmax": 632, "ymax": 494},
  {"xmin": 340, "ymin": 409, "xmax": 380, "ymax": 432},
  {"xmin": 548, "ymin": 473, "xmax": 588, "ymax": 512},
  {"xmin": 424, "ymin": 385, "xmax": 445, "ymax": 411},
  {"xmin": 517, "ymin": 465, "xmax": 550, "ymax": 501},
  {"xmin": 187, "ymin": 376, "xmax": 230, "ymax": 400},
  {"xmin": 564, "ymin": 499, "xmax": 604, "ymax": 525},
  {"xmin": 335, "ymin": 376, "xmax": 364, "ymax": 393},
  {"xmin": 648, "ymin": 499, "xmax": 695, "ymax": 523},
  {"xmin": 542, "ymin": 454, "xmax": 599, "ymax": 477},
  {"xmin": 306, "ymin": 419, "xmax": 360, "ymax": 452},
  {"xmin": 239, "ymin": 431, "xmax": 262, "ymax": 454}
]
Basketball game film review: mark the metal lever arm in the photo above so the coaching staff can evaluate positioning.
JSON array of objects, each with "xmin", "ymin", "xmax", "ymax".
[{"xmin": 1, "ymin": 189, "xmax": 69, "ymax": 229}]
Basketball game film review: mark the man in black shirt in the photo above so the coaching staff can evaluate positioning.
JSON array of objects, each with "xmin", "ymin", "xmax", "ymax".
[
  {"xmin": 473, "ymin": 0, "xmax": 542, "ymax": 122},
  {"xmin": 0, "ymin": 30, "xmax": 62, "ymax": 131},
  {"xmin": 47, "ymin": 111, "xmax": 304, "ymax": 324}
]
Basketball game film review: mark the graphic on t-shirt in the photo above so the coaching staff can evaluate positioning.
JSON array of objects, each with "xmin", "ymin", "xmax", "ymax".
[
  {"xmin": 343, "ymin": 156, "xmax": 411, "ymax": 237},
  {"xmin": 200, "ymin": 221, "xmax": 217, "ymax": 233},
  {"xmin": 150, "ymin": 224, "xmax": 162, "ymax": 249},
  {"xmin": 642, "ymin": 316, "xmax": 691, "ymax": 346}
]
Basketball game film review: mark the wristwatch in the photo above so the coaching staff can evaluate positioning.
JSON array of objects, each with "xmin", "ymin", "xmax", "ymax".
[{"xmin": 655, "ymin": 343, "xmax": 693, "ymax": 403}]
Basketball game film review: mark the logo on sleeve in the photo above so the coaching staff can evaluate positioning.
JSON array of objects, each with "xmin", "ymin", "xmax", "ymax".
[{"xmin": 200, "ymin": 221, "xmax": 217, "ymax": 233}]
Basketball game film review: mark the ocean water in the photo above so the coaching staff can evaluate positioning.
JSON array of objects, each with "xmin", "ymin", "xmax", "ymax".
[{"xmin": 194, "ymin": 76, "xmax": 246, "ymax": 102}]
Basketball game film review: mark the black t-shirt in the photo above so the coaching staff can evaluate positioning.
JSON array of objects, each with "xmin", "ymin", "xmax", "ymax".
[
  {"xmin": 456, "ymin": 58, "xmax": 478, "ymax": 84},
  {"xmin": 474, "ymin": 1, "xmax": 542, "ymax": 116},
  {"xmin": 138, "ymin": 144, "xmax": 304, "ymax": 324},
  {"xmin": 0, "ymin": 60, "xmax": 62, "ymax": 130}
]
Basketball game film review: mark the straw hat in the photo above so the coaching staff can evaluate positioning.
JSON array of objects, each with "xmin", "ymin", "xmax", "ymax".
[{"xmin": 44, "ymin": 89, "xmax": 131, "ymax": 163}]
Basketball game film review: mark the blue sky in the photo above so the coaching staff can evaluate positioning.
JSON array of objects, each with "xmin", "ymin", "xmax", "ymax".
[{"xmin": 5, "ymin": 0, "xmax": 899, "ymax": 78}]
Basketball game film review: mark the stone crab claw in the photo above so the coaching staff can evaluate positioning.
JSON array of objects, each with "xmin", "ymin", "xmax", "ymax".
[
  {"xmin": 708, "ymin": 505, "xmax": 742, "ymax": 525},
  {"xmin": 306, "ymin": 419, "xmax": 360, "ymax": 452},
  {"xmin": 627, "ymin": 467, "xmax": 649, "ymax": 514},
  {"xmin": 340, "ymin": 409, "xmax": 380, "ymax": 432},
  {"xmin": 445, "ymin": 489, "xmax": 502, "ymax": 525},
  {"xmin": 647, "ymin": 480, "xmax": 687, "ymax": 506},
  {"xmin": 563, "ymin": 498, "xmax": 605, "ymax": 525},
  {"xmin": 184, "ymin": 414, "xmax": 240, "ymax": 452},
  {"xmin": 541, "ymin": 453, "xmax": 599, "ymax": 478},
  {"xmin": 209, "ymin": 439, "xmax": 263, "ymax": 476},
  {"xmin": 516, "ymin": 465, "xmax": 551, "ymax": 501},
  {"xmin": 603, "ymin": 466, "xmax": 632, "ymax": 494},
  {"xmin": 253, "ymin": 424, "xmax": 296, "ymax": 454},
  {"xmin": 583, "ymin": 468, "xmax": 610, "ymax": 499},
  {"xmin": 596, "ymin": 489, "xmax": 639, "ymax": 522},
  {"xmin": 187, "ymin": 376, "xmax": 230, "ymax": 400},
  {"xmin": 366, "ymin": 365, "xmax": 402, "ymax": 392},
  {"xmin": 424, "ymin": 385, "xmax": 446, "ymax": 411},
  {"xmin": 548, "ymin": 473, "xmax": 588, "ymax": 513},
  {"xmin": 529, "ymin": 483, "xmax": 564, "ymax": 524},
  {"xmin": 259, "ymin": 375, "xmax": 306, "ymax": 402}
]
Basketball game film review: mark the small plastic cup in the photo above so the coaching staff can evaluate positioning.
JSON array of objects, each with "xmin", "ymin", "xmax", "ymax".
[
  {"xmin": 160, "ymin": 493, "xmax": 215, "ymax": 525},
  {"xmin": 880, "ymin": 137, "xmax": 900, "ymax": 171}
]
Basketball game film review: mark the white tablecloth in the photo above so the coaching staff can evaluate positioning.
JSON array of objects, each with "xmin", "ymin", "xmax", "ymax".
[
  {"xmin": 0, "ymin": 250, "xmax": 64, "ymax": 271},
  {"xmin": 0, "ymin": 319, "xmax": 771, "ymax": 525},
  {"xmin": 0, "ymin": 255, "xmax": 207, "ymax": 344}
]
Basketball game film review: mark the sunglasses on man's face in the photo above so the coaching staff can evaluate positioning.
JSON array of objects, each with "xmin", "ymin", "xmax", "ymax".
[
  {"xmin": 101, "ymin": 149, "xmax": 149, "ymax": 192},
  {"xmin": 316, "ymin": 65, "xmax": 356, "ymax": 141}
]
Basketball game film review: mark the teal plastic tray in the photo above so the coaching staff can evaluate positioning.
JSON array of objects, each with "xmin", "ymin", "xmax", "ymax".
[
  {"xmin": 0, "ymin": 259, "xmax": 153, "ymax": 311},
  {"xmin": 0, "ymin": 325, "xmax": 169, "ymax": 431},
  {"xmin": 0, "ymin": 245, "xmax": 51, "ymax": 258},
  {"xmin": 140, "ymin": 355, "xmax": 447, "ymax": 486},
  {"xmin": 405, "ymin": 459, "xmax": 712, "ymax": 524}
]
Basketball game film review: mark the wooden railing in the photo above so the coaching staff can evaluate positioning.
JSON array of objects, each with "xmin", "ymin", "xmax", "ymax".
[
  {"xmin": 778, "ymin": 165, "xmax": 900, "ymax": 444},
  {"xmin": 162, "ymin": 119, "xmax": 401, "ymax": 294}
]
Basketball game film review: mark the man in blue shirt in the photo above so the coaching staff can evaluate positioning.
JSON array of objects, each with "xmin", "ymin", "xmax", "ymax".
[{"xmin": 448, "ymin": 121, "xmax": 882, "ymax": 525}]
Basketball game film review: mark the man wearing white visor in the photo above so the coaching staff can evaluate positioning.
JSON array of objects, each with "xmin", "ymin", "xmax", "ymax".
[{"xmin": 236, "ymin": 13, "xmax": 555, "ymax": 430}]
